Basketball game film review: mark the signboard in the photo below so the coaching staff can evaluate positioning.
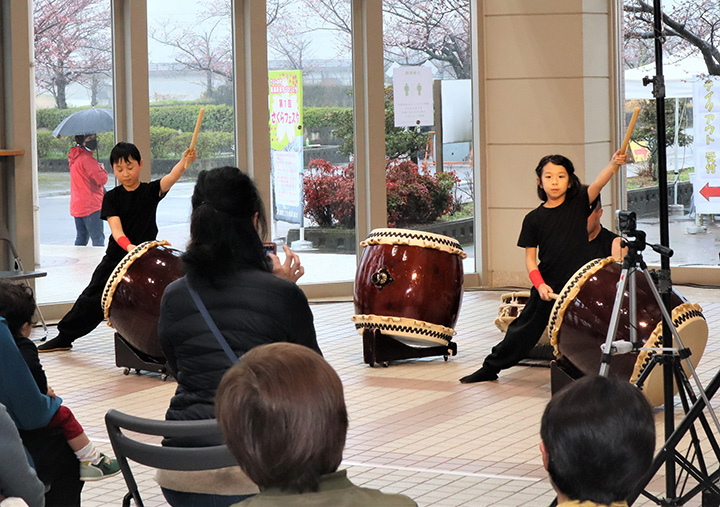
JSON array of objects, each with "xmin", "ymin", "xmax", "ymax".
[
  {"xmin": 692, "ymin": 77, "xmax": 720, "ymax": 215},
  {"xmin": 392, "ymin": 66, "xmax": 434, "ymax": 127},
  {"xmin": 268, "ymin": 70, "xmax": 303, "ymax": 223}
]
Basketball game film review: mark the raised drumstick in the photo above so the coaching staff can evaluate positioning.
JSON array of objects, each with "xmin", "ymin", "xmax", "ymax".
[
  {"xmin": 185, "ymin": 107, "xmax": 205, "ymax": 169},
  {"xmin": 620, "ymin": 106, "xmax": 641, "ymax": 155}
]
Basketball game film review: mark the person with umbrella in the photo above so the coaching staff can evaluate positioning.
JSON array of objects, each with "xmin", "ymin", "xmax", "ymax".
[
  {"xmin": 69, "ymin": 133, "xmax": 107, "ymax": 246},
  {"xmin": 52, "ymin": 108, "xmax": 115, "ymax": 247}
]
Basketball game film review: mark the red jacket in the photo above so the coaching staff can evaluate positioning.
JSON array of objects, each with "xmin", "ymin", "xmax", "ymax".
[{"xmin": 69, "ymin": 146, "xmax": 108, "ymax": 217}]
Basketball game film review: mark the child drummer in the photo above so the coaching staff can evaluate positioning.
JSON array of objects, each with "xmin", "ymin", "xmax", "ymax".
[
  {"xmin": 40, "ymin": 143, "xmax": 196, "ymax": 352},
  {"xmin": 460, "ymin": 151, "xmax": 626, "ymax": 383}
]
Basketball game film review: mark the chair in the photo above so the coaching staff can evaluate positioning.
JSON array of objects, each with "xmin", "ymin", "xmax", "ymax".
[
  {"xmin": 105, "ymin": 409, "xmax": 239, "ymax": 507},
  {"xmin": 0, "ymin": 222, "xmax": 48, "ymax": 338}
]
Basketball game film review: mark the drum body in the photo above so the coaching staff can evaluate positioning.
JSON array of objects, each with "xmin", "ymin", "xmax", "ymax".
[
  {"xmin": 102, "ymin": 241, "xmax": 184, "ymax": 359},
  {"xmin": 494, "ymin": 291, "xmax": 549, "ymax": 345},
  {"xmin": 352, "ymin": 228, "xmax": 465, "ymax": 346},
  {"xmin": 549, "ymin": 257, "xmax": 708, "ymax": 406}
]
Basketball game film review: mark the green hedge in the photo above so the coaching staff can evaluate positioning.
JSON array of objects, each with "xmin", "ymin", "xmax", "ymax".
[{"xmin": 37, "ymin": 104, "xmax": 353, "ymax": 134}]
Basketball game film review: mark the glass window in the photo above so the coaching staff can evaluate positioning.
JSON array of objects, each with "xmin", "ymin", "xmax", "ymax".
[
  {"xmin": 267, "ymin": 0, "xmax": 357, "ymax": 284},
  {"xmin": 146, "ymin": 0, "xmax": 236, "ymax": 250},
  {"xmin": 382, "ymin": 0, "xmax": 475, "ymax": 274},
  {"xmin": 34, "ymin": 0, "xmax": 113, "ymax": 304},
  {"xmin": 623, "ymin": 1, "xmax": 716, "ymax": 268}
]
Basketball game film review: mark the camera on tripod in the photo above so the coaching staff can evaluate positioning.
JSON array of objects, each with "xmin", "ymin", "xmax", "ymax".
[{"xmin": 616, "ymin": 210, "xmax": 637, "ymax": 234}]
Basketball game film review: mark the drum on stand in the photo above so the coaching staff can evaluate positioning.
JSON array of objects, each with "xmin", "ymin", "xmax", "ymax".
[
  {"xmin": 495, "ymin": 291, "xmax": 549, "ymax": 345},
  {"xmin": 548, "ymin": 257, "xmax": 708, "ymax": 406},
  {"xmin": 102, "ymin": 240, "xmax": 184, "ymax": 362},
  {"xmin": 352, "ymin": 228, "xmax": 465, "ymax": 363}
]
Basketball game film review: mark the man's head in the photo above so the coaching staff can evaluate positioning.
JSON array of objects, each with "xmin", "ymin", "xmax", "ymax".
[
  {"xmin": 587, "ymin": 195, "xmax": 603, "ymax": 237},
  {"xmin": 0, "ymin": 281, "xmax": 36, "ymax": 337},
  {"xmin": 215, "ymin": 343, "xmax": 347, "ymax": 494},
  {"xmin": 110, "ymin": 142, "xmax": 143, "ymax": 191},
  {"xmin": 540, "ymin": 375, "xmax": 655, "ymax": 505}
]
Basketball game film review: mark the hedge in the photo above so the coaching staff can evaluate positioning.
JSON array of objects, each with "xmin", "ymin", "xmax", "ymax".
[{"xmin": 37, "ymin": 104, "xmax": 353, "ymax": 133}]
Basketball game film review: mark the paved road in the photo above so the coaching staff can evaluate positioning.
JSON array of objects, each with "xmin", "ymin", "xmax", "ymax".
[{"xmin": 38, "ymin": 181, "xmax": 195, "ymax": 245}]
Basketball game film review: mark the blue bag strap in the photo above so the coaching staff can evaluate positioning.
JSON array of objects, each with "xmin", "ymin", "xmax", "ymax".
[{"xmin": 186, "ymin": 281, "xmax": 239, "ymax": 364}]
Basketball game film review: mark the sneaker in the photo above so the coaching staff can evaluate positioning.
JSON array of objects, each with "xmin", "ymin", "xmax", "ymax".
[
  {"xmin": 38, "ymin": 335, "xmax": 73, "ymax": 353},
  {"xmin": 80, "ymin": 454, "xmax": 121, "ymax": 481}
]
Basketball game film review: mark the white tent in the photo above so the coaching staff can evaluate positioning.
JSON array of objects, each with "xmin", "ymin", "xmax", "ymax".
[{"xmin": 624, "ymin": 55, "xmax": 709, "ymax": 99}]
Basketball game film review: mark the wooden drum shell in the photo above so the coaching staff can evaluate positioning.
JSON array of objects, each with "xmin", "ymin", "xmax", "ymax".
[
  {"xmin": 353, "ymin": 229, "xmax": 465, "ymax": 346},
  {"xmin": 102, "ymin": 241, "xmax": 184, "ymax": 359}
]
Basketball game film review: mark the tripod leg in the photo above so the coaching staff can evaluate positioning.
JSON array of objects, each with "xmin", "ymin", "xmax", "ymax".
[{"xmin": 599, "ymin": 267, "xmax": 631, "ymax": 377}]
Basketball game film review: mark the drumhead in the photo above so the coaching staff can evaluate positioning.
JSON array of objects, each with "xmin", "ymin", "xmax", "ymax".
[
  {"xmin": 102, "ymin": 240, "xmax": 171, "ymax": 320},
  {"xmin": 352, "ymin": 313, "xmax": 455, "ymax": 346},
  {"xmin": 361, "ymin": 228, "xmax": 467, "ymax": 258},
  {"xmin": 632, "ymin": 302, "xmax": 708, "ymax": 407}
]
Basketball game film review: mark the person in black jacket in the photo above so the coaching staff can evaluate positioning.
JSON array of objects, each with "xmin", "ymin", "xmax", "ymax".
[{"xmin": 157, "ymin": 166, "xmax": 320, "ymax": 507}]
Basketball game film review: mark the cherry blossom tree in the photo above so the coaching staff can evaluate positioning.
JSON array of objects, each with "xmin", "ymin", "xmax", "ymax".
[
  {"xmin": 33, "ymin": 0, "xmax": 111, "ymax": 109},
  {"xmin": 624, "ymin": 0, "xmax": 720, "ymax": 73},
  {"xmin": 302, "ymin": 0, "xmax": 470, "ymax": 79}
]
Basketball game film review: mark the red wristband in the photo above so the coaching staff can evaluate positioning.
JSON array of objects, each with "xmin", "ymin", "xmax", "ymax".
[
  {"xmin": 529, "ymin": 269, "xmax": 545, "ymax": 290},
  {"xmin": 116, "ymin": 236, "xmax": 131, "ymax": 251}
]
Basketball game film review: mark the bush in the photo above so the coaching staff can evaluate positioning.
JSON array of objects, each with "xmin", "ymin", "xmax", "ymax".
[
  {"xmin": 149, "ymin": 104, "xmax": 234, "ymax": 132},
  {"xmin": 303, "ymin": 158, "xmax": 356, "ymax": 228},
  {"xmin": 304, "ymin": 107, "xmax": 351, "ymax": 129},
  {"xmin": 36, "ymin": 131, "xmax": 69, "ymax": 158},
  {"xmin": 303, "ymin": 158, "xmax": 458, "ymax": 228}
]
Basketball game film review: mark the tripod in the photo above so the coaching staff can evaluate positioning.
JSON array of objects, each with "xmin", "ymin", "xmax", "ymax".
[{"xmin": 598, "ymin": 223, "xmax": 720, "ymax": 505}]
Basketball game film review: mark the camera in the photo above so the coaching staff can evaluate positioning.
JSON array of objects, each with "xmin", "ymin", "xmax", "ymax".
[{"xmin": 616, "ymin": 210, "xmax": 636, "ymax": 234}]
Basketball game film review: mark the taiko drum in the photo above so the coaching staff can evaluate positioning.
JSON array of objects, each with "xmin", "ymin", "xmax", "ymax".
[
  {"xmin": 352, "ymin": 228, "xmax": 465, "ymax": 347},
  {"xmin": 548, "ymin": 257, "xmax": 708, "ymax": 406},
  {"xmin": 102, "ymin": 240, "xmax": 184, "ymax": 359}
]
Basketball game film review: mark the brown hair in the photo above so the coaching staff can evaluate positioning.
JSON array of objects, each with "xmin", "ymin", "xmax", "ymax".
[{"xmin": 215, "ymin": 343, "xmax": 347, "ymax": 493}]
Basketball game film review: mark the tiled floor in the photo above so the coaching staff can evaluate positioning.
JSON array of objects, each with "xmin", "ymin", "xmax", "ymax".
[{"xmin": 32, "ymin": 285, "xmax": 720, "ymax": 506}]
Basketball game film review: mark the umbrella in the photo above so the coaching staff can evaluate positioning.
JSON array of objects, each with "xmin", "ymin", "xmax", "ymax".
[{"xmin": 52, "ymin": 108, "xmax": 114, "ymax": 138}]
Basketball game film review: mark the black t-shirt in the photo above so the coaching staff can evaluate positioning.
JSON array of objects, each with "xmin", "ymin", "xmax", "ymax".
[
  {"xmin": 101, "ymin": 179, "xmax": 166, "ymax": 258},
  {"xmin": 517, "ymin": 186, "xmax": 592, "ymax": 292},
  {"xmin": 588, "ymin": 226, "xmax": 619, "ymax": 260}
]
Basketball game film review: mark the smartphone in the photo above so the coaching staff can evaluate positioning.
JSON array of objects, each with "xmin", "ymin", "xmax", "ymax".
[{"xmin": 262, "ymin": 242, "xmax": 277, "ymax": 256}]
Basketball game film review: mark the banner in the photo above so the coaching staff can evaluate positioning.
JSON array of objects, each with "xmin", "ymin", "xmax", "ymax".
[
  {"xmin": 269, "ymin": 70, "xmax": 303, "ymax": 223},
  {"xmin": 692, "ymin": 76, "xmax": 720, "ymax": 215},
  {"xmin": 392, "ymin": 66, "xmax": 434, "ymax": 127}
]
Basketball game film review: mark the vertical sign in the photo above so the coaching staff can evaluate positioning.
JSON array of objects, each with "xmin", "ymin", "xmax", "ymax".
[
  {"xmin": 392, "ymin": 66, "xmax": 434, "ymax": 127},
  {"xmin": 269, "ymin": 70, "xmax": 303, "ymax": 223},
  {"xmin": 692, "ymin": 77, "xmax": 720, "ymax": 214}
]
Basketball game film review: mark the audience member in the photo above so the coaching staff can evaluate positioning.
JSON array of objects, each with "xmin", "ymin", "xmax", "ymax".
[
  {"xmin": 157, "ymin": 167, "xmax": 320, "ymax": 506},
  {"xmin": 541, "ymin": 375, "xmax": 656, "ymax": 507},
  {"xmin": 0, "ymin": 318, "xmax": 83, "ymax": 506},
  {"xmin": 0, "ymin": 402, "xmax": 45, "ymax": 507},
  {"xmin": 216, "ymin": 342, "xmax": 417, "ymax": 506},
  {"xmin": 0, "ymin": 281, "xmax": 120, "ymax": 480}
]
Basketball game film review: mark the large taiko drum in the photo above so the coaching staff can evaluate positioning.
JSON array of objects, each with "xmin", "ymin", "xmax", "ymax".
[
  {"xmin": 101, "ymin": 240, "xmax": 184, "ymax": 359},
  {"xmin": 352, "ymin": 228, "xmax": 465, "ymax": 347},
  {"xmin": 548, "ymin": 257, "xmax": 708, "ymax": 406}
]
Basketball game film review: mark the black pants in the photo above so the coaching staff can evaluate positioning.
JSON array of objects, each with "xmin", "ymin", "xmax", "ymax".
[
  {"xmin": 57, "ymin": 252, "xmax": 123, "ymax": 342},
  {"xmin": 482, "ymin": 287, "xmax": 555, "ymax": 374},
  {"xmin": 21, "ymin": 427, "xmax": 83, "ymax": 506}
]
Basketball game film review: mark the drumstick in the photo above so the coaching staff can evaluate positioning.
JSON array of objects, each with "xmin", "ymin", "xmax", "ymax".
[
  {"xmin": 548, "ymin": 293, "xmax": 559, "ymax": 300},
  {"xmin": 620, "ymin": 106, "xmax": 641, "ymax": 155},
  {"xmin": 185, "ymin": 107, "xmax": 205, "ymax": 169}
]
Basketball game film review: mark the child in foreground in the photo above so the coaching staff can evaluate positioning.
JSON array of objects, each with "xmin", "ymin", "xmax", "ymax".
[{"xmin": 0, "ymin": 281, "xmax": 120, "ymax": 480}]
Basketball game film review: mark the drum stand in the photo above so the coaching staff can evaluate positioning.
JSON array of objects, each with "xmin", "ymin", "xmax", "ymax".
[
  {"xmin": 114, "ymin": 333, "xmax": 170, "ymax": 381},
  {"xmin": 598, "ymin": 228, "xmax": 720, "ymax": 506},
  {"xmin": 362, "ymin": 328, "xmax": 457, "ymax": 367}
]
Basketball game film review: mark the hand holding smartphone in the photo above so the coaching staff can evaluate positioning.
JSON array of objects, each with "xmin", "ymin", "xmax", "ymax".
[{"xmin": 262, "ymin": 242, "xmax": 277, "ymax": 256}]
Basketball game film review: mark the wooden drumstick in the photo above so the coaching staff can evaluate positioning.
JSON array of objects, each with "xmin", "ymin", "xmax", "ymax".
[
  {"xmin": 620, "ymin": 106, "xmax": 641, "ymax": 155},
  {"xmin": 185, "ymin": 107, "xmax": 205, "ymax": 169},
  {"xmin": 548, "ymin": 293, "xmax": 559, "ymax": 300}
]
